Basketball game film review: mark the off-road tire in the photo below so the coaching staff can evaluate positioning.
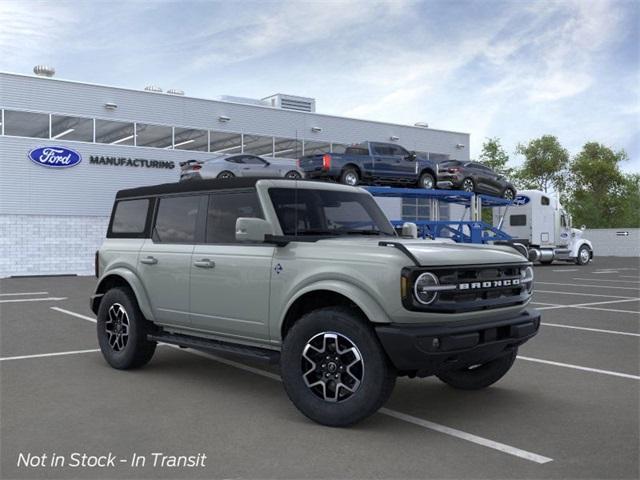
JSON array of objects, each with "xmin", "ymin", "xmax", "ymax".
[
  {"xmin": 280, "ymin": 306, "xmax": 396, "ymax": 427},
  {"xmin": 576, "ymin": 245, "xmax": 591, "ymax": 265},
  {"xmin": 418, "ymin": 172, "xmax": 435, "ymax": 190},
  {"xmin": 339, "ymin": 168, "xmax": 359, "ymax": 186},
  {"xmin": 217, "ymin": 171, "xmax": 235, "ymax": 179},
  {"xmin": 97, "ymin": 287, "xmax": 156, "ymax": 370},
  {"xmin": 435, "ymin": 349, "xmax": 517, "ymax": 390}
]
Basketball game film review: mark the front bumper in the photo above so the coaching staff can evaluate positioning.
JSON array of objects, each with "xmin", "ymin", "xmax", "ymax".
[{"xmin": 375, "ymin": 309, "xmax": 540, "ymax": 376}]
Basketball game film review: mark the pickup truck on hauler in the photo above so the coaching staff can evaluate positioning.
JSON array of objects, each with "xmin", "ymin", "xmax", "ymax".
[
  {"xmin": 91, "ymin": 177, "xmax": 540, "ymax": 427},
  {"xmin": 298, "ymin": 141, "xmax": 439, "ymax": 189}
]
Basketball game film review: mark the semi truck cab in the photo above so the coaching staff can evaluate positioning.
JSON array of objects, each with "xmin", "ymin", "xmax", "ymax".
[{"xmin": 493, "ymin": 190, "xmax": 593, "ymax": 265}]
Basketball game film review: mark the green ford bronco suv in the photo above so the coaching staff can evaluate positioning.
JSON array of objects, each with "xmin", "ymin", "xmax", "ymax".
[{"xmin": 91, "ymin": 178, "xmax": 539, "ymax": 427}]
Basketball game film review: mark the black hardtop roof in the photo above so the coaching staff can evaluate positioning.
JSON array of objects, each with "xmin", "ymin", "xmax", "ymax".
[{"xmin": 115, "ymin": 177, "xmax": 304, "ymax": 199}]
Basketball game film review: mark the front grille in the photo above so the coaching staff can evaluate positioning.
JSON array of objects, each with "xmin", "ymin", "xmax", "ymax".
[{"xmin": 403, "ymin": 263, "xmax": 531, "ymax": 313}]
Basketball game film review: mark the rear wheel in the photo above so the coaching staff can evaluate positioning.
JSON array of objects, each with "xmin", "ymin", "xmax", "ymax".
[
  {"xmin": 285, "ymin": 170, "xmax": 302, "ymax": 179},
  {"xmin": 217, "ymin": 171, "xmax": 235, "ymax": 179},
  {"xmin": 576, "ymin": 245, "xmax": 591, "ymax": 265},
  {"xmin": 418, "ymin": 172, "xmax": 435, "ymax": 189},
  {"xmin": 280, "ymin": 307, "xmax": 396, "ymax": 427},
  {"xmin": 436, "ymin": 349, "xmax": 517, "ymax": 390},
  {"xmin": 97, "ymin": 288, "xmax": 156, "ymax": 370},
  {"xmin": 462, "ymin": 177, "xmax": 475, "ymax": 192},
  {"xmin": 340, "ymin": 168, "xmax": 359, "ymax": 186}
]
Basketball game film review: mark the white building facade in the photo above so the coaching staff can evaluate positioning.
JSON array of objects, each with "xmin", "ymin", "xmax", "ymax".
[{"xmin": 0, "ymin": 72, "xmax": 470, "ymax": 277}]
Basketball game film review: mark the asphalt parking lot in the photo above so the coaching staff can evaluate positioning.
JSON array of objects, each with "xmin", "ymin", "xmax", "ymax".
[{"xmin": 1, "ymin": 256, "xmax": 638, "ymax": 479}]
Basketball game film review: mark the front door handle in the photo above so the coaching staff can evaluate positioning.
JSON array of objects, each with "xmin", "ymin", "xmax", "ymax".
[
  {"xmin": 193, "ymin": 259, "xmax": 215, "ymax": 268},
  {"xmin": 140, "ymin": 256, "xmax": 158, "ymax": 265}
]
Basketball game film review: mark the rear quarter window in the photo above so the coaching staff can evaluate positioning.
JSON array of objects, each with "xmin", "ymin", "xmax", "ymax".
[
  {"xmin": 510, "ymin": 214, "xmax": 527, "ymax": 226},
  {"xmin": 108, "ymin": 199, "xmax": 151, "ymax": 238}
]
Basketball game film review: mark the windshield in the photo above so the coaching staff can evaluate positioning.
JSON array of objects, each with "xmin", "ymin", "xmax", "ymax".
[{"xmin": 268, "ymin": 188, "xmax": 396, "ymax": 237}]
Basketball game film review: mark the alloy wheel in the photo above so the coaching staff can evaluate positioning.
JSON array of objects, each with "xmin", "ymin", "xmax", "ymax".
[
  {"xmin": 504, "ymin": 189, "xmax": 515, "ymax": 200},
  {"xmin": 462, "ymin": 179, "xmax": 474, "ymax": 192},
  {"xmin": 302, "ymin": 332, "xmax": 364, "ymax": 402},
  {"xmin": 580, "ymin": 247, "xmax": 590, "ymax": 264},
  {"xmin": 344, "ymin": 172, "xmax": 358, "ymax": 186},
  {"xmin": 105, "ymin": 303, "xmax": 130, "ymax": 352},
  {"xmin": 421, "ymin": 176, "xmax": 434, "ymax": 189}
]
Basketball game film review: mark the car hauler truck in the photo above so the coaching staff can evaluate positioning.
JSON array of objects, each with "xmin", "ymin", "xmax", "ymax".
[{"xmin": 493, "ymin": 190, "xmax": 593, "ymax": 265}]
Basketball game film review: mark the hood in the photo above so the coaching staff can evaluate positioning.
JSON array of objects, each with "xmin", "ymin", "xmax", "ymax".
[{"xmin": 313, "ymin": 237, "xmax": 527, "ymax": 266}]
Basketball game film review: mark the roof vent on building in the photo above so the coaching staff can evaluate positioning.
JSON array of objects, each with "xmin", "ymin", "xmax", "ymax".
[
  {"xmin": 414, "ymin": 122, "xmax": 429, "ymax": 128},
  {"xmin": 33, "ymin": 65, "xmax": 55, "ymax": 77},
  {"xmin": 144, "ymin": 85, "xmax": 163, "ymax": 93},
  {"xmin": 167, "ymin": 89, "xmax": 184, "ymax": 95},
  {"xmin": 262, "ymin": 94, "xmax": 316, "ymax": 113}
]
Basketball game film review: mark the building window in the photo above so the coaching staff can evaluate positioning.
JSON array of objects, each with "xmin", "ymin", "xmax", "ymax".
[
  {"xmin": 510, "ymin": 214, "xmax": 527, "ymax": 226},
  {"xmin": 243, "ymin": 134, "xmax": 274, "ymax": 156},
  {"xmin": 173, "ymin": 127, "xmax": 208, "ymax": 151},
  {"xmin": 303, "ymin": 140, "xmax": 331, "ymax": 156},
  {"xmin": 51, "ymin": 114, "xmax": 93, "ymax": 142},
  {"xmin": 135, "ymin": 123, "xmax": 173, "ymax": 148},
  {"xmin": 95, "ymin": 119, "xmax": 135, "ymax": 145},
  {"xmin": 210, "ymin": 131, "xmax": 243, "ymax": 154},
  {"xmin": 273, "ymin": 137, "xmax": 303, "ymax": 158},
  {"xmin": 402, "ymin": 198, "xmax": 430, "ymax": 221},
  {"xmin": 3, "ymin": 110, "xmax": 49, "ymax": 138}
]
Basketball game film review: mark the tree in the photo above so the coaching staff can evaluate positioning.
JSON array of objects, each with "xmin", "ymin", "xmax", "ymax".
[
  {"xmin": 515, "ymin": 135, "xmax": 569, "ymax": 193},
  {"xmin": 479, "ymin": 137, "xmax": 513, "ymax": 176},
  {"xmin": 565, "ymin": 142, "xmax": 638, "ymax": 228}
]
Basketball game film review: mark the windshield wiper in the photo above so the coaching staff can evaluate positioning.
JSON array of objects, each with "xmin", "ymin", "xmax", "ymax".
[
  {"xmin": 342, "ymin": 230, "xmax": 392, "ymax": 236},
  {"xmin": 294, "ymin": 229, "xmax": 344, "ymax": 236}
]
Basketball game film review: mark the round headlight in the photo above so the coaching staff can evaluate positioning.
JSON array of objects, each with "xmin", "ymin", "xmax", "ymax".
[
  {"xmin": 521, "ymin": 266, "xmax": 534, "ymax": 292},
  {"xmin": 414, "ymin": 272, "xmax": 440, "ymax": 305}
]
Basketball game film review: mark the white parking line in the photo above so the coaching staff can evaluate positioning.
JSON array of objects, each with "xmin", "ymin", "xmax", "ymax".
[
  {"xmin": 47, "ymin": 308, "xmax": 553, "ymax": 464},
  {"xmin": 0, "ymin": 297, "xmax": 67, "ymax": 304},
  {"xmin": 0, "ymin": 291, "xmax": 49, "ymax": 296},
  {"xmin": 541, "ymin": 322, "xmax": 640, "ymax": 337},
  {"xmin": 593, "ymin": 271, "xmax": 619, "ymax": 274},
  {"xmin": 51, "ymin": 307, "xmax": 96, "ymax": 323},
  {"xmin": 379, "ymin": 408, "xmax": 553, "ymax": 464},
  {"xmin": 551, "ymin": 269, "xmax": 579, "ymax": 272},
  {"xmin": 179, "ymin": 346, "xmax": 552, "ymax": 464},
  {"xmin": 534, "ymin": 297, "xmax": 640, "ymax": 311},
  {"xmin": 536, "ymin": 282, "xmax": 640, "ymax": 291},
  {"xmin": 517, "ymin": 356, "xmax": 640, "ymax": 380},
  {"xmin": 620, "ymin": 275, "xmax": 640, "ymax": 279},
  {"xmin": 0, "ymin": 349, "xmax": 100, "ymax": 362},
  {"xmin": 535, "ymin": 290, "xmax": 635, "ymax": 299},
  {"xmin": 573, "ymin": 278, "xmax": 640, "ymax": 284}
]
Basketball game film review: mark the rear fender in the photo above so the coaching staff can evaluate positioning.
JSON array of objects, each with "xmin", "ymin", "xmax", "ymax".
[{"xmin": 92, "ymin": 268, "xmax": 154, "ymax": 320}]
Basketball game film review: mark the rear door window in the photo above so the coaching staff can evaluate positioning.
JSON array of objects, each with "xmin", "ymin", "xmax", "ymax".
[
  {"xmin": 154, "ymin": 195, "xmax": 202, "ymax": 243},
  {"xmin": 109, "ymin": 199, "xmax": 151, "ymax": 237}
]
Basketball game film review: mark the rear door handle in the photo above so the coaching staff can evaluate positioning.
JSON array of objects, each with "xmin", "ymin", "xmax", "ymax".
[
  {"xmin": 193, "ymin": 259, "xmax": 215, "ymax": 268},
  {"xmin": 140, "ymin": 256, "xmax": 158, "ymax": 265}
]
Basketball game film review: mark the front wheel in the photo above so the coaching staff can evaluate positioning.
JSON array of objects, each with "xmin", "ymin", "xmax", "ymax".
[
  {"xmin": 503, "ymin": 188, "xmax": 516, "ymax": 201},
  {"xmin": 280, "ymin": 307, "xmax": 396, "ymax": 427},
  {"xmin": 576, "ymin": 245, "xmax": 591, "ymax": 265},
  {"xmin": 217, "ymin": 171, "xmax": 235, "ymax": 179},
  {"xmin": 97, "ymin": 288, "xmax": 156, "ymax": 370},
  {"xmin": 436, "ymin": 349, "xmax": 517, "ymax": 390}
]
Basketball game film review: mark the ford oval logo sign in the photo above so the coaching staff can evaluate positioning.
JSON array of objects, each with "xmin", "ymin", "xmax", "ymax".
[
  {"xmin": 513, "ymin": 195, "xmax": 530, "ymax": 206},
  {"xmin": 28, "ymin": 146, "xmax": 82, "ymax": 168}
]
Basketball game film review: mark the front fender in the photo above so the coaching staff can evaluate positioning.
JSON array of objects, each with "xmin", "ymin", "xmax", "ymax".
[
  {"xmin": 570, "ymin": 239, "xmax": 593, "ymax": 257},
  {"xmin": 280, "ymin": 279, "xmax": 392, "ymax": 330},
  {"xmin": 93, "ymin": 268, "xmax": 155, "ymax": 321}
]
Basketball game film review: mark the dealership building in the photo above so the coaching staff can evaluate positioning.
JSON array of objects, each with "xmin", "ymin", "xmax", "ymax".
[{"xmin": 0, "ymin": 70, "xmax": 470, "ymax": 277}]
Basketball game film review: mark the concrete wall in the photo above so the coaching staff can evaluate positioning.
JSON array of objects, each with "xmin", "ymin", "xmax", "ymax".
[{"xmin": 584, "ymin": 228, "xmax": 640, "ymax": 257}]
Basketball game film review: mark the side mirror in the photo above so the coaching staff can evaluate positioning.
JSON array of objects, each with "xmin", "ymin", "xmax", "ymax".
[
  {"xmin": 235, "ymin": 217, "xmax": 272, "ymax": 243},
  {"xmin": 407, "ymin": 151, "xmax": 417, "ymax": 161},
  {"xmin": 401, "ymin": 222, "xmax": 418, "ymax": 238}
]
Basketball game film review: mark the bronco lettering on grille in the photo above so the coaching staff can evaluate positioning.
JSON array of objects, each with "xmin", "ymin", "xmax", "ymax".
[{"xmin": 458, "ymin": 278, "xmax": 520, "ymax": 290}]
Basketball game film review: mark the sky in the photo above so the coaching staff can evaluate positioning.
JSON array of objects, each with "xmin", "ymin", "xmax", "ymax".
[{"xmin": 1, "ymin": 0, "xmax": 638, "ymax": 172}]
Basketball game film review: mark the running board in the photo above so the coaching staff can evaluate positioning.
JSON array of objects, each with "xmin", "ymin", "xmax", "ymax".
[{"xmin": 147, "ymin": 332, "xmax": 280, "ymax": 364}]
